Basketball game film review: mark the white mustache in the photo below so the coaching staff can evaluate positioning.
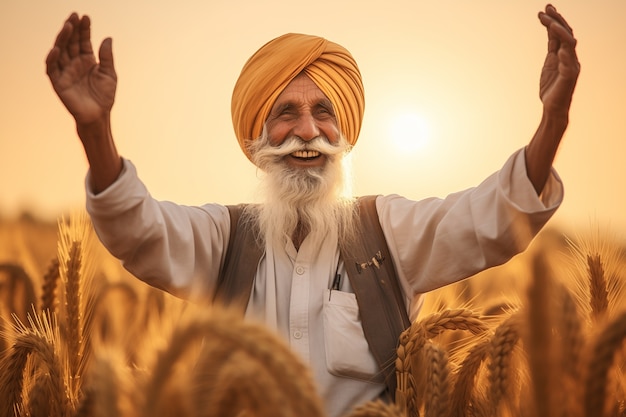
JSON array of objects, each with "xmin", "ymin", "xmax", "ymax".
[{"xmin": 268, "ymin": 136, "xmax": 345, "ymax": 159}]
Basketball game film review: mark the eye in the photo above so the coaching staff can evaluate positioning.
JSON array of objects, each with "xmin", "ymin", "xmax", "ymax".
[
  {"xmin": 315, "ymin": 102, "xmax": 335, "ymax": 117},
  {"xmin": 275, "ymin": 104, "xmax": 296, "ymax": 117}
]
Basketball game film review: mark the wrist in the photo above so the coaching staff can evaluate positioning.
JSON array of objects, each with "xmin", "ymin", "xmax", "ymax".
[{"xmin": 76, "ymin": 113, "xmax": 122, "ymax": 194}]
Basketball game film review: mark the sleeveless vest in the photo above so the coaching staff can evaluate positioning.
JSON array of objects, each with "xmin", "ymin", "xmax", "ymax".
[{"xmin": 214, "ymin": 195, "xmax": 411, "ymax": 398}]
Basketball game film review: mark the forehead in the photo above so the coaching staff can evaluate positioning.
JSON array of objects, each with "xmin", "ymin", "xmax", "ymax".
[{"xmin": 273, "ymin": 73, "xmax": 331, "ymax": 107}]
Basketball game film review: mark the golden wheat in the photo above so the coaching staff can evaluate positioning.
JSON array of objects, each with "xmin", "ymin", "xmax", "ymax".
[{"xmin": 2, "ymin": 215, "xmax": 626, "ymax": 417}]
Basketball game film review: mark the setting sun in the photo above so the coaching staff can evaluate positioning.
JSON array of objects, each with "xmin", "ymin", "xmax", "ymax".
[{"xmin": 388, "ymin": 110, "xmax": 431, "ymax": 154}]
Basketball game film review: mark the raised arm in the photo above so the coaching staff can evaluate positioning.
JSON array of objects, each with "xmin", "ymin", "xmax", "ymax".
[
  {"xmin": 46, "ymin": 13, "xmax": 122, "ymax": 194},
  {"xmin": 525, "ymin": 4, "xmax": 580, "ymax": 195}
]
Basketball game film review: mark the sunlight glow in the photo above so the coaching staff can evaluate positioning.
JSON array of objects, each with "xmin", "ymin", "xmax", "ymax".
[{"xmin": 388, "ymin": 110, "xmax": 431, "ymax": 154}]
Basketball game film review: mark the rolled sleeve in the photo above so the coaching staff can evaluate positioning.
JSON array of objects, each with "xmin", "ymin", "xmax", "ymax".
[
  {"xmin": 85, "ymin": 159, "xmax": 230, "ymax": 299},
  {"xmin": 378, "ymin": 148, "xmax": 564, "ymax": 297}
]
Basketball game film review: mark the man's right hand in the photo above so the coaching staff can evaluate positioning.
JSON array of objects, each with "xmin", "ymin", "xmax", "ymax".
[
  {"xmin": 46, "ymin": 13, "xmax": 117, "ymax": 125},
  {"xmin": 47, "ymin": 13, "xmax": 122, "ymax": 194}
]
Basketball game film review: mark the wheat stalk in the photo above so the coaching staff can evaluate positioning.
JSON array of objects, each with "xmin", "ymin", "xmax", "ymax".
[
  {"xmin": 554, "ymin": 282, "xmax": 585, "ymax": 417},
  {"xmin": 524, "ymin": 253, "xmax": 560, "ymax": 417}
]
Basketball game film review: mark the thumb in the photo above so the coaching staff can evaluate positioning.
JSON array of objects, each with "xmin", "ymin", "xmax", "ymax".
[{"xmin": 98, "ymin": 37, "xmax": 117, "ymax": 78}]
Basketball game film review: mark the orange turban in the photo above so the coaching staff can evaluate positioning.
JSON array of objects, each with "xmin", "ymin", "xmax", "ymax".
[{"xmin": 231, "ymin": 33, "xmax": 365, "ymax": 162}]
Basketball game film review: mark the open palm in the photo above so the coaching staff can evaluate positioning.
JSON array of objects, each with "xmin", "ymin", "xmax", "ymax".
[
  {"xmin": 538, "ymin": 6, "xmax": 580, "ymax": 116},
  {"xmin": 46, "ymin": 14, "xmax": 117, "ymax": 125}
]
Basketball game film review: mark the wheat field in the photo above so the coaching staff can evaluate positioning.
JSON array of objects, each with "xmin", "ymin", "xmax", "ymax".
[{"xmin": 1, "ymin": 212, "xmax": 625, "ymax": 417}]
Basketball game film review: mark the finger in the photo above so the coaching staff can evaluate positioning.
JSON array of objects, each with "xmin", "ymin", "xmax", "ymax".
[
  {"xmin": 558, "ymin": 41, "xmax": 581, "ymax": 76},
  {"xmin": 79, "ymin": 15, "xmax": 94, "ymax": 56},
  {"xmin": 45, "ymin": 47, "xmax": 61, "ymax": 79},
  {"xmin": 548, "ymin": 16, "xmax": 577, "ymax": 47},
  {"xmin": 68, "ymin": 17, "xmax": 81, "ymax": 59},
  {"xmin": 99, "ymin": 38, "xmax": 116, "ymax": 78},
  {"xmin": 544, "ymin": 4, "xmax": 574, "ymax": 35},
  {"xmin": 539, "ymin": 14, "xmax": 576, "ymax": 53},
  {"xmin": 54, "ymin": 13, "xmax": 79, "ymax": 66}
]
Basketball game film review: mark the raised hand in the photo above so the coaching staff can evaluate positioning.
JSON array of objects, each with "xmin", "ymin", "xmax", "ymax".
[
  {"xmin": 46, "ymin": 13, "xmax": 117, "ymax": 125},
  {"xmin": 524, "ymin": 5, "xmax": 581, "ymax": 195},
  {"xmin": 537, "ymin": 4, "xmax": 580, "ymax": 117}
]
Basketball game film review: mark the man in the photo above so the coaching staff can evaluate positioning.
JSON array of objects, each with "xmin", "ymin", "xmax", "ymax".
[{"xmin": 46, "ymin": 4, "xmax": 579, "ymax": 417}]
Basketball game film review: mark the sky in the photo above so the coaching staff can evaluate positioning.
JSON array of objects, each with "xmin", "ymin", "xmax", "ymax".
[{"xmin": 1, "ymin": 0, "xmax": 625, "ymax": 238}]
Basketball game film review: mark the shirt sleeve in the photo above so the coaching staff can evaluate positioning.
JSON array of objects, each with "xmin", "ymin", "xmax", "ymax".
[
  {"xmin": 377, "ymin": 148, "xmax": 564, "ymax": 297},
  {"xmin": 85, "ymin": 159, "xmax": 230, "ymax": 299}
]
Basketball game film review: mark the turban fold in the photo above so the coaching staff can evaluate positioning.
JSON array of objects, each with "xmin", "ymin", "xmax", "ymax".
[{"xmin": 231, "ymin": 33, "xmax": 365, "ymax": 162}]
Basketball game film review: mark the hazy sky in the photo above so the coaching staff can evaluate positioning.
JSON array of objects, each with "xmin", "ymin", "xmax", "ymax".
[{"xmin": 1, "ymin": 0, "xmax": 625, "ymax": 236}]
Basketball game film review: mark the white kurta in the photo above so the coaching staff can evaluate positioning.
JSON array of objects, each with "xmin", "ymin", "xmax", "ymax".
[{"xmin": 86, "ymin": 148, "xmax": 563, "ymax": 417}]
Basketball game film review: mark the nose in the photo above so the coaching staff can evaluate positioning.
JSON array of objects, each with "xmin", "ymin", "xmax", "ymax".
[{"xmin": 293, "ymin": 112, "xmax": 320, "ymax": 141}]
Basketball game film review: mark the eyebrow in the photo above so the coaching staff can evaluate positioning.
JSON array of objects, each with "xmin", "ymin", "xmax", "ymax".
[{"xmin": 272, "ymin": 98, "xmax": 335, "ymax": 113}]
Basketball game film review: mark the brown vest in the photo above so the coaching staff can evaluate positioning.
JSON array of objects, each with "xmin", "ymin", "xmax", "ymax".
[{"xmin": 214, "ymin": 195, "xmax": 411, "ymax": 398}]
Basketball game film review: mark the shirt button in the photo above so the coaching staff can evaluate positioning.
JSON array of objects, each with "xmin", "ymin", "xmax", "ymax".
[
  {"xmin": 295, "ymin": 266, "xmax": 305, "ymax": 275},
  {"xmin": 293, "ymin": 330, "xmax": 303, "ymax": 339}
]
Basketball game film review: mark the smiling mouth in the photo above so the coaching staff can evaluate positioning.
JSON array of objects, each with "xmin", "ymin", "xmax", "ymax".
[{"xmin": 290, "ymin": 150, "xmax": 321, "ymax": 160}]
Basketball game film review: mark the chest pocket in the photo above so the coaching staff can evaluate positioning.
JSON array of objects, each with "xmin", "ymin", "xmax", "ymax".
[{"xmin": 322, "ymin": 289, "xmax": 384, "ymax": 382}]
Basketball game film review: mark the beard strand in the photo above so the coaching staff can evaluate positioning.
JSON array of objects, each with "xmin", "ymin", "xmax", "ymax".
[{"xmin": 245, "ymin": 131, "xmax": 357, "ymax": 248}]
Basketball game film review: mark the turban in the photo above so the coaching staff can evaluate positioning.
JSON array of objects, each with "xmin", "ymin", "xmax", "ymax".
[{"xmin": 231, "ymin": 33, "xmax": 365, "ymax": 163}]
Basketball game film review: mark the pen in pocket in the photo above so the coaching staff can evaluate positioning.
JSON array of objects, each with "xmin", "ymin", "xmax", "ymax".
[{"xmin": 331, "ymin": 273, "xmax": 342, "ymax": 290}]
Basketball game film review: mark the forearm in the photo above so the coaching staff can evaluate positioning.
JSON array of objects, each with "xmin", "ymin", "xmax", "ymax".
[
  {"xmin": 76, "ymin": 113, "xmax": 122, "ymax": 194},
  {"xmin": 525, "ymin": 110, "xmax": 568, "ymax": 195}
]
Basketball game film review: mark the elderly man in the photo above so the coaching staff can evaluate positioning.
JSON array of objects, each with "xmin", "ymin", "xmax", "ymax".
[{"xmin": 46, "ymin": 5, "xmax": 579, "ymax": 417}]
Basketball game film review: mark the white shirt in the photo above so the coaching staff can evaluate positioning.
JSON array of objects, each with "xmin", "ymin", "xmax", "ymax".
[{"xmin": 86, "ymin": 148, "xmax": 563, "ymax": 417}]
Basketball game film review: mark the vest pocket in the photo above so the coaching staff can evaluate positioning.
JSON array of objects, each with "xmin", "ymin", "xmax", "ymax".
[{"xmin": 322, "ymin": 289, "xmax": 384, "ymax": 382}]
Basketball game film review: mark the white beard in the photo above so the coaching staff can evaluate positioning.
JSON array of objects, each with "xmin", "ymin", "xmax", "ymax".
[{"xmin": 245, "ymin": 132, "xmax": 357, "ymax": 249}]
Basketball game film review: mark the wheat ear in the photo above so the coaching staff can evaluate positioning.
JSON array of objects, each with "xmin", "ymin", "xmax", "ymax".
[
  {"xmin": 343, "ymin": 399, "xmax": 406, "ymax": 417},
  {"xmin": 204, "ymin": 350, "xmax": 293, "ymax": 417},
  {"xmin": 0, "ymin": 320, "xmax": 69, "ymax": 417},
  {"xmin": 0, "ymin": 263, "xmax": 37, "ymax": 324},
  {"xmin": 40, "ymin": 257, "xmax": 60, "ymax": 313},
  {"xmin": 395, "ymin": 330, "xmax": 417, "ymax": 416},
  {"xmin": 419, "ymin": 309, "xmax": 489, "ymax": 340},
  {"xmin": 62, "ymin": 240, "xmax": 83, "ymax": 390},
  {"xmin": 554, "ymin": 282, "xmax": 585, "ymax": 417},
  {"xmin": 584, "ymin": 309, "xmax": 626, "ymax": 417},
  {"xmin": 587, "ymin": 253, "xmax": 609, "ymax": 323},
  {"xmin": 487, "ymin": 312, "xmax": 522, "ymax": 416},
  {"xmin": 0, "ymin": 339, "xmax": 30, "ymax": 417},
  {"xmin": 144, "ymin": 310, "xmax": 325, "ymax": 417},
  {"xmin": 422, "ymin": 340, "xmax": 451, "ymax": 417},
  {"xmin": 450, "ymin": 337, "xmax": 491, "ymax": 417},
  {"xmin": 415, "ymin": 309, "xmax": 489, "ymax": 413},
  {"xmin": 193, "ymin": 312, "xmax": 326, "ymax": 417}
]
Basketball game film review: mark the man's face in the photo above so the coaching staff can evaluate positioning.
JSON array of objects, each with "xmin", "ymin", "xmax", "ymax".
[{"xmin": 264, "ymin": 73, "xmax": 340, "ymax": 169}]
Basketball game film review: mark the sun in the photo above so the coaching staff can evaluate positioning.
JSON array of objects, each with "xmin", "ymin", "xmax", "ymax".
[{"xmin": 388, "ymin": 110, "xmax": 431, "ymax": 154}]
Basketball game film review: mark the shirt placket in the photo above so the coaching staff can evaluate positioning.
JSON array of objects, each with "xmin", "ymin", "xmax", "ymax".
[{"xmin": 289, "ymin": 255, "xmax": 310, "ymax": 362}]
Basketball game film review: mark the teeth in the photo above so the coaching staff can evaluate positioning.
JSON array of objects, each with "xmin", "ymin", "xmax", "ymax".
[{"xmin": 291, "ymin": 150, "xmax": 320, "ymax": 159}]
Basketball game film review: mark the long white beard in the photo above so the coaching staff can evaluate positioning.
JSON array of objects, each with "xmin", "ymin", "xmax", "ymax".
[{"xmin": 245, "ymin": 133, "xmax": 357, "ymax": 249}]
